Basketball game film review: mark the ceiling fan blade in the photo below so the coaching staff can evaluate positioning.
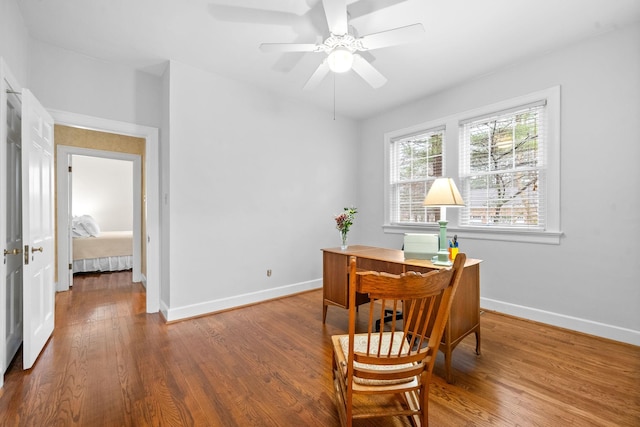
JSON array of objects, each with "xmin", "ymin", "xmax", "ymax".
[
  {"xmin": 303, "ymin": 60, "xmax": 331, "ymax": 90},
  {"xmin": 359, "ymin": 23, "xmax": 425, "ymax": 50},
  {"xmin": 209, "ymin": 0, "xmax": 310, "ymax": 16},
  {"xmin": 208, "ymin": 4, "xmax": 299, "ymax": 25},
  {"xmin": 322, "ymin": 0, "xmax": 348, "ymax": 35},
  {"xmin": 270, "ymin": 35, "xmax": 319, "ymax": 72},
  {"xmin": 351, "ymin": 54, "xmax": 387, "ymax": 89},
  {"xmin": 348, "ymin": 0, "xmax": 408, "ymax": 20},
  {"xmin": 260, "ymin": 43, "xmax": 320, "ymax": 53}
]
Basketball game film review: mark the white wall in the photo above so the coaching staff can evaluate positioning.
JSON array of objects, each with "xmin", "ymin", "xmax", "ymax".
[
  {"xmin": 0, "ymin": 0, "xmax": 29, "ymax": 85},
  {"xmin": 72, "ymin": 155, "xmax": 133, "ymax": 231},
  {"xmin": 27, "ymin": 39, "xmax": 162, "ymax": 128},
  {"xmin": 160, "ymin": 61, "xmax": 171, "ymax": 308},
  {"xmin": 164, "ymin": 61, "xmax": 359, "ymax": 319},
  {"xmin": 358, "ymin": 24, "xmax": 640, "ymax": 344}
]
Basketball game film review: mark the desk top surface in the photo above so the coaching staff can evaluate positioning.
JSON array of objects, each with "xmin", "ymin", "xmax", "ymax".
[{"xmin": 322, "ymin": 245, "xmax": 482, "ymax": 269}]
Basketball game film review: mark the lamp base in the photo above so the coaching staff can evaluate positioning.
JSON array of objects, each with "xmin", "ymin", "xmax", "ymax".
[
  {"xmin": 432, "ymin": 219, "xmax": 452, "ymax": 266},
  {"xmin": 432, "ymin": 251, "xmax": 452, "ymax": 266}
]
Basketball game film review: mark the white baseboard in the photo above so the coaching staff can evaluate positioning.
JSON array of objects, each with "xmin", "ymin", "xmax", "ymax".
[
  {"xmin": 160, "ymin": 299, "xmax": 170, "ymax": 322},
  {"xmin": 164, "ymin": 279, "xmax": 322, "ymax": 322},
  {"xmin": 481, "ymin": 297, "xmax": 640, "ymax": 346}
]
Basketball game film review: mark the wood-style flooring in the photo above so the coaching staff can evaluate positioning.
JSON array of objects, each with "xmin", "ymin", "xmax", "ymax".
[{"xmin": 0, "ymin": 271, "xmax": 638, "ymax": 426}]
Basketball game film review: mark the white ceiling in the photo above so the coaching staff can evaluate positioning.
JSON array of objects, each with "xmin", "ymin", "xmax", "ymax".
[{"xmin": 17, "ymin": 0, "xmax": 640, "ymax": 120}]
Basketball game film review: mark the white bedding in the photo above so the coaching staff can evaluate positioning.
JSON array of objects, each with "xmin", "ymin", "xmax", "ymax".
[
  {"xmin": 73, "ymin": 230, "xmax": 133, "ymax": 273},
  {"xmin": 73, "ymin": 255, "xmax": 132, "ymax": 273}
]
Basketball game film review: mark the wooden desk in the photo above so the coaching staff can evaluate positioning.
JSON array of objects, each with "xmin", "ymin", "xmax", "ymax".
[{"xmin": 322, "ymin": 245, "xmax": 482, "ymax": 383}]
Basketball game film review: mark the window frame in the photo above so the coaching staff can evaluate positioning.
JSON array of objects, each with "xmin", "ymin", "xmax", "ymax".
[
  {"xmin": 384, "ymin": 120, "xmax": 448, "ymax": 228},
  {"xmin": 383, "ymin": 87, "xmax": 562, "ymax": 244}
]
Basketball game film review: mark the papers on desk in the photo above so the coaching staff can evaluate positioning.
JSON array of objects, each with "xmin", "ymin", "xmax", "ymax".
[{"xmin": 403, "ymin": 233, "xmax": 438, "ymax": 260}]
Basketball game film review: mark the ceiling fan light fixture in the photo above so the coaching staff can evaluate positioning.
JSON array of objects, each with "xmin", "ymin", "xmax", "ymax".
[{"xmin": 327, "ymin": 47, "xmax": 353, "ymax": 73}]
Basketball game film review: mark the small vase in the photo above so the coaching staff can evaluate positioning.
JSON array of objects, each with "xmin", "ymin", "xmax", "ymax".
[{"xmin": 340, "ymin": 232, "xmax": 348, "ymax": 250}]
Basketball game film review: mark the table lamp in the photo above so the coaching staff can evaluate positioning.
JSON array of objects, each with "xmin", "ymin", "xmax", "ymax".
[{"xmin": 423, "ymin": 177, "xmax": 465, "ymax": 265}]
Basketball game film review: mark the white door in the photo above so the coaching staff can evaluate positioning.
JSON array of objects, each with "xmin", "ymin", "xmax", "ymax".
[
  {"xmin": 3, "ymin": 91, "xmax": 23, "ymax": 369},
  {"xmin": 21, "ymin": 89, "xmax": 55, "ymax": 370}
]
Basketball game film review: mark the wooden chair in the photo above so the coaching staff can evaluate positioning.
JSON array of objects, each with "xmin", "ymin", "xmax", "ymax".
[{"xmin": 331, "ymin": 253, "xmax": 466, "ymax": 426}]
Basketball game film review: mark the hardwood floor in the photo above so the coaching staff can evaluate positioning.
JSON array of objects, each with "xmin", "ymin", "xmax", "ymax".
[{"xmin": 1, "ymin": 271, "xmax": 638, "ymax": 426}]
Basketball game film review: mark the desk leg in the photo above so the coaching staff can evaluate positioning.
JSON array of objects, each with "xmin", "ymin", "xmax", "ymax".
[
  {"xmin": 323, "ymin": 302, "xmax": 328, "ymax": 323},
  {"xmin": 475, "ymin": 328, "xmax": 481, "ymax": 355},
  {"xmin": 444, "ymin": 347, "xmax": 453, "ymax": 384}
]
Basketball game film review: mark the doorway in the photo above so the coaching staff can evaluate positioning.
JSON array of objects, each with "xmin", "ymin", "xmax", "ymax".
[
  {"xmin": 51, "ymin": 113, "xmax": 160, "ymax": 314},
  {"xmin": 57, "ymin": 145, "xmax": 142, "ymax": 290}
]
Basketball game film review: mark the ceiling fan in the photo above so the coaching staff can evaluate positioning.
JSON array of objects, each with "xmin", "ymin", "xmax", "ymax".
[{"xmin": 259, "ymin": 0, "xmax": 425, "ymax": 90}]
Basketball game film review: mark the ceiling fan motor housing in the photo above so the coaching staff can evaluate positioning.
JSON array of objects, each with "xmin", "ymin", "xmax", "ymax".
[
  {"xmin": 324, "ymin": 33, "xmax": 361, "ymax": 73},
  {"xmin": 323, "ymin": 33, "xmax": 364, "ymax": 53}
]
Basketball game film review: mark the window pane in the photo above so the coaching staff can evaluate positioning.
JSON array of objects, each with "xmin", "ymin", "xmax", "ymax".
[
  {"xmin": 389, "ymin": 128, "xmax": 444, "ymax": 224},
  {"xmin": 465, "ymin": 171, "xmax": 540, "ymax": 226},
  {"xmin": 461, "ymin": 103, "xmax": 545, "ymax": 229},
  {"xmin": 469, "ymin": 127, "xmax": 489, "ymax": 172},
  {"xmin": 393, "ymin": 181, "xmax": 442, "ymax": 223}
]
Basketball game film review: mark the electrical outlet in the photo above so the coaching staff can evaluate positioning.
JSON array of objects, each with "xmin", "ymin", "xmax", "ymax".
[{"xmin": 267, "ymin": 269, "xmax": 272, "ymax": 277}]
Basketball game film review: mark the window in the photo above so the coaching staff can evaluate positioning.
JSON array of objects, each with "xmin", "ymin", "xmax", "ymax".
[
  {"xmin": 384, "ymin": 87, "xmax": 561, "ymax": 244},
  {"xmin": 459, "ymin": 101, "xmax": 546, "ymax": 229},
  {"xmin": 388, "ymin": 126, "xmax": 444, "ymax": 224}
]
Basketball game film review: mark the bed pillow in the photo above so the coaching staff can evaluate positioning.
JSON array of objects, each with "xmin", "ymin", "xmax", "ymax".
[
  {"xmin": 72, "ymin": 216, "xmax": 89, "ymax": 237},
  {"xmin": 72, "ymin": 227, "xmax": 87, "ymax": 238},
  {"xmin": 72, "ymin": 215, "xmax": 100, "ymax": 237}
]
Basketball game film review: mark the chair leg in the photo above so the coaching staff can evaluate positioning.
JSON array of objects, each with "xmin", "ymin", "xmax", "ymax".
[
  {"xmin": 404, "ymin": 390, "xmax": 424, "ymax": 427},
  {"xmin": 333, "ymin": 374, "xmax": 348, "ymax": 427},
  {"xmin": 375, "ymin": 309, "xmax": 403, "ymax": 331}
]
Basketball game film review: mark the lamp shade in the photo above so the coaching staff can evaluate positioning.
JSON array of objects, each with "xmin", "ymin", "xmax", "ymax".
[
  {"xmin": 423, "ymin": 178, "xmax": 465, "ymax": 207},
  {"xmin": 327, "ymin": 47, "xmax": 353, "ymax": 73}
]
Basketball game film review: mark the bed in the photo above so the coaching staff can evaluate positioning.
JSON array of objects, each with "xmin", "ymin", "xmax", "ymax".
[{"xmin": 72, "ymin": 215, "xmax": 133, "ymax": 273}]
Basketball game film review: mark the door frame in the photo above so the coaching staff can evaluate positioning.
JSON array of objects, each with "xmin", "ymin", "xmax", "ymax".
[
  {"xmin": 51, "ymin": 110, "xmax": 160, "ymax": 314},
  {"xmin": 57, "ymin": 147, "xmax": 142, "ymax": 290}
]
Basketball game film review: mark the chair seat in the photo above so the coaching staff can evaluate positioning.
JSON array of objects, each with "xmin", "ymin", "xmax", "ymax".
[{"xmin": 333, "ymin": 333, "xmax": 416, "ymax": 386}]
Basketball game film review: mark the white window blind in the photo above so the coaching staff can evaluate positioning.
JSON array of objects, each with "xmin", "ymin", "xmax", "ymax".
[
  {"xmin": 389, "ymin": 127, "xmax": 444, "ymax": 224},
  {"xmin": 459, "ymin": 101, "xmax": 547, "ymax": 229}
]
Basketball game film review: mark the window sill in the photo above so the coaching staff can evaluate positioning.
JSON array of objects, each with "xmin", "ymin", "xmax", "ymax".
[{"xmin": 383, "ymin": 224, "xmax": 563, "ymax": 245}]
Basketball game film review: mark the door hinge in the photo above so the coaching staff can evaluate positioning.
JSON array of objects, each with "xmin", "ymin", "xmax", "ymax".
[
  {"xmin": 68, "ymin": 166, "xmax": 72, "ymax": 172},
  {"xmin": 69, "ymin": 263, "xmax": 73, "ymax": 270}
]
